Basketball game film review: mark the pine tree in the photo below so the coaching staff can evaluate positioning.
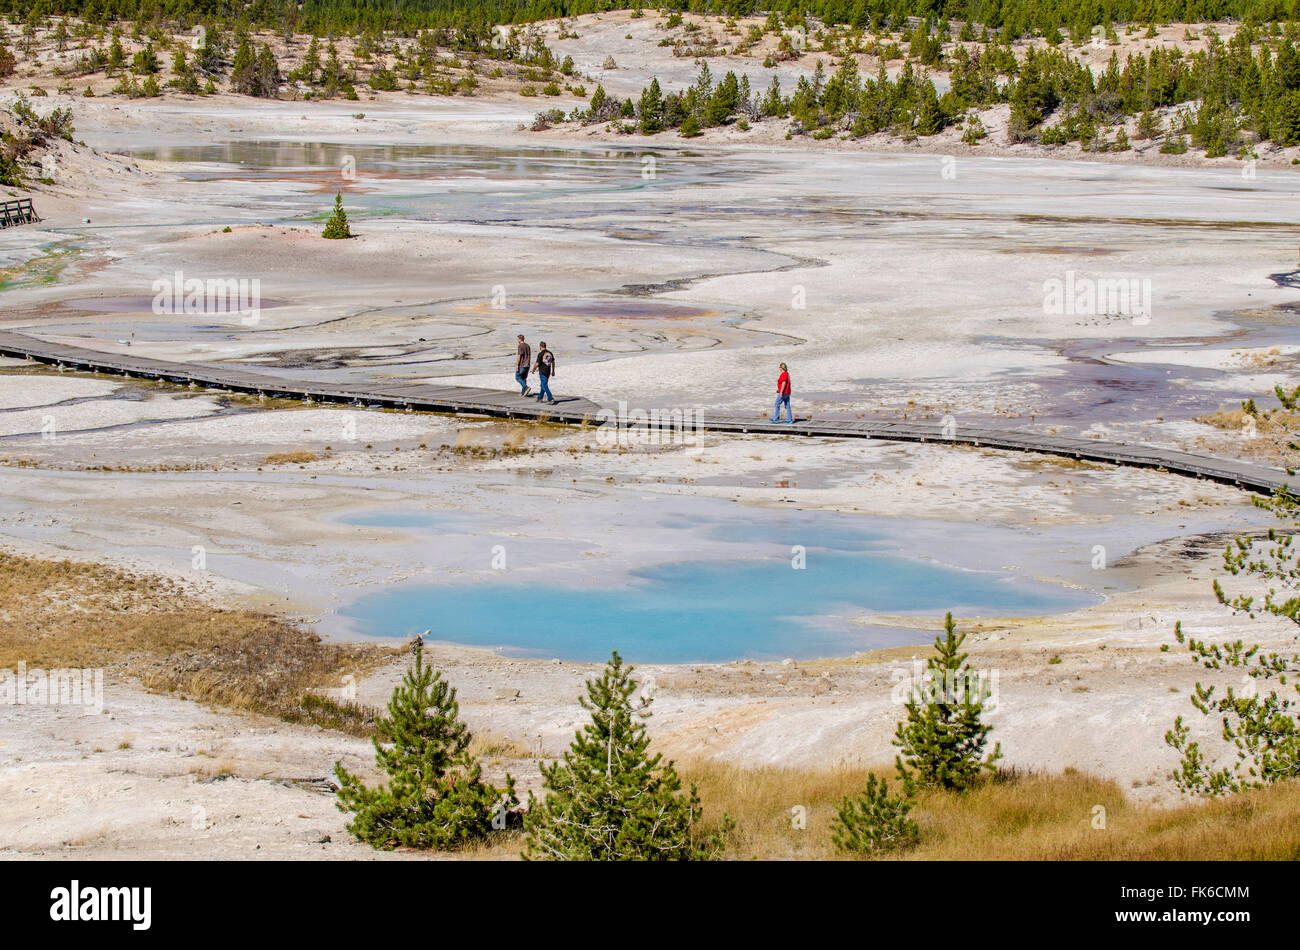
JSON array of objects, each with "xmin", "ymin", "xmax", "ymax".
[
  {"xmin": 0, "ymin": 38, "xmax": 16, "ymax": 80},
  {"xmin": 322, "ymin": 41, "xmax": 345, "ymax": 96},
  {"xmin": 760, "ymin": 75, "xmax": 785, "ymax": 117},
  {"xmin": 1165, "ymin": 384, "xmax": 1300, "ymax": 796},
  {"xmin": 107, "ymin": 33, "xmax": 126, "ymax": 73},
  {"xmin": 1135, "ymin": 109, "xmax": 1162, "ymax": 140},
  {"xmin": 831, "ymin": 774, "xmax": 919, "ymax": 854},
  {"xmin": 961, "ymin": 113, "xmax": 987, "ymax": 144},
  {"xmin": 893, "ymin": 612, "xmax": 1001, "ymax": 793},
  {"xmin": 915, "ymin": 84, "xmax": 944, "ymax": 135},
  {"xmin": 131, "ymin": 44, "xmax": 159, "ymax": 75},
  {"xmin": 738, "ymin": 73, "xmax": 753, "ymax": 116},
  {"xmin": 333, "ymin": 646, "xmax": 515, "ymax": 850},
  {"xmin": 21, "ymin": 8, "xmax": 38, "ymax": 54},
  {"xmin": 637, "ymin": 77, "xmax": 663, "ymax": 133},
  {"xmin": 321, "ymin": 192, "xmax": 351, "ymax": 239},
  {"xmin": 295, "ymin": 35, "xmax": 321, "ymax": 84},
  {"xmin": 230, "ymin": 37, "xmax": 255, "ymax": 94},
  {"xmin": 1159, "ymin": 132, "xmax": 1189, "ymax": 154},
  {"xmin": 706, "ymin": 71, "xmax": 739, "ymax": 125},
  {"xmin": 523, "ymin": 651, "xmax": 729, "ymax": 860},
  {"xmin": 172, "ymin": 49, "xmax": 200, "ymax": 95},
  {"xmin": 1273, "ymin": 91, "xmax": 1300, "ymax": 147},
  {"xmin": 254, "ymin": 44, "xmax": 280, "ymax": 97}
]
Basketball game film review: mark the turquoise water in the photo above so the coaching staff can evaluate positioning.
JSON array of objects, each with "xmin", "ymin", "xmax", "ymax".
[{"xmin": 335, "ymin": 510, "xmax": 1097, "ymax": 662}]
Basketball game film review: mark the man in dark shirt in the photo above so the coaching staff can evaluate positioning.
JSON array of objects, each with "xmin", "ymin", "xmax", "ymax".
[
  {"xmin": 534, "ymin": 342, "xmax": 556, "ymax": 404},
  {"xmin": 515, "ymin": 335, "xmax": 531, "ymax": 395}
]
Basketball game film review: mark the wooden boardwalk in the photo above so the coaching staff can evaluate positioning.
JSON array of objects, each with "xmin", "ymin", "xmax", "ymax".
[
  {"xmin": 0, "ymin": 330, "xmax": 605, "ymax": 423},
  {"xmin": 0, "ymin": 329, "xmax": 1290, "ymax": 496},
  {"xmin": 0, "ymin": 199, "xmax": 39, "ymax": 230}
]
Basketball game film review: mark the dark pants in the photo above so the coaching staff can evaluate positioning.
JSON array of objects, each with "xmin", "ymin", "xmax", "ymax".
[
  {"xmin": 515, "ymin": 368, "xmax": 529, "ymax": 393},
  {"xmin": 536, "ymin": 374, "xmax": 553, "ymax": 401}
]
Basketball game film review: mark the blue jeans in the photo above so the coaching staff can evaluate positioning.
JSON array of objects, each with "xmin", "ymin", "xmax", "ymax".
[
  {"xmin": 773, "ymin": 393, "xmax": 792, "ymax": 421},
  {"xmin": 536, "ymin": 374, "xmax": 553, "ymax": 401},
  {"xmin": 515, "ymin": 369, "xmax": 529, "ymax": 393}
]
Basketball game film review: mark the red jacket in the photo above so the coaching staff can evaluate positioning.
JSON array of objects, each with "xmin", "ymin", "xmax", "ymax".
[{"xmin": 777, "ymin": 371, "xmax": 791, "ymax": 396}]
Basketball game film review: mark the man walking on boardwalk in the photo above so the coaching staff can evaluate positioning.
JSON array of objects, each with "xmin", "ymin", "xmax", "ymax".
[
  {"xmin": 771, "ymin": 362, "xmax": 793, "ymax": 423},
  {"xmin": 515, "ymin": 334, "xmax": 532, "ymax": 396},
  {"xmin": 534, "ymin": 341, "xmax": 556, "ymax": 404}
]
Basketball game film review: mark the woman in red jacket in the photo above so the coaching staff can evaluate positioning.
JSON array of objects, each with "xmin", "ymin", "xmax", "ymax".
[{"xmin": 771, "ymin": 362, "xmax": 793, "ymax": 423}]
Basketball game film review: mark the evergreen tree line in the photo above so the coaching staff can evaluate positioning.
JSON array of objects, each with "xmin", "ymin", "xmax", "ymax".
[
  {"xmin": 1000, "ymin": 20, "xmax": 1300, "ymax": 151},
  {"xmin": 7, "ymin": 9, "xmax": 577, "ymax": 100},
  {"xmin": 601, "ymin": 57, "xmax": 952, "ymax": 139},
  {"xmin": 10, "ymin": 0, "xmax": 1300, "ymax": 44},
  {"xmin": 604, "ymin": 20, "xmax": 1300, "ymax": 152}
]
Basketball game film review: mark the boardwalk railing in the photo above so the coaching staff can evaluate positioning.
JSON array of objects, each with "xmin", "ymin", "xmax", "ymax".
[
  {"xmin": 0, "ymin": 199, "xmax": 39, "ymax": 230},
  {"xmin": 0, "ymin": 329, "xmax": 1289, "ymax": 496}
]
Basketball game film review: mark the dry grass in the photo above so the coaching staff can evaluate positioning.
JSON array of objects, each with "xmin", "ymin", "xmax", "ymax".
[
  {"xmin": 0, "ymin": 551, "xmax": 397, "ymax": 732},
  {"xmin": 1193, "ymin": 406, "xmax": 1300, "ymax": 464},
  {"xmin": 189, "ymin": 758, "xmax": 240, "ymax": 781},
  {"xmin": 469, "ymin": 731, "xmax": 538, "ymax": 762},
  {"xmin": 261, "ymin": 450, "xmax": 321, "ymax": 465},
  {"xmin": 683, "ymin": 760, "xmax": 870, "ymax": 859},
  {"xmin": 449, "ymin": 427, "xmax": 529, "ymax": 458},
  {"xmin": 1195, "ymin": 406, "xmax": 1299, "ymax": 433},
  {"xmin": 681, "ymin": 760, "xmax": 1300, "ymax": 860},
  {"xmin": 1011, "ymin": 455, "xmax": 1107, "ymax": 474}
]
